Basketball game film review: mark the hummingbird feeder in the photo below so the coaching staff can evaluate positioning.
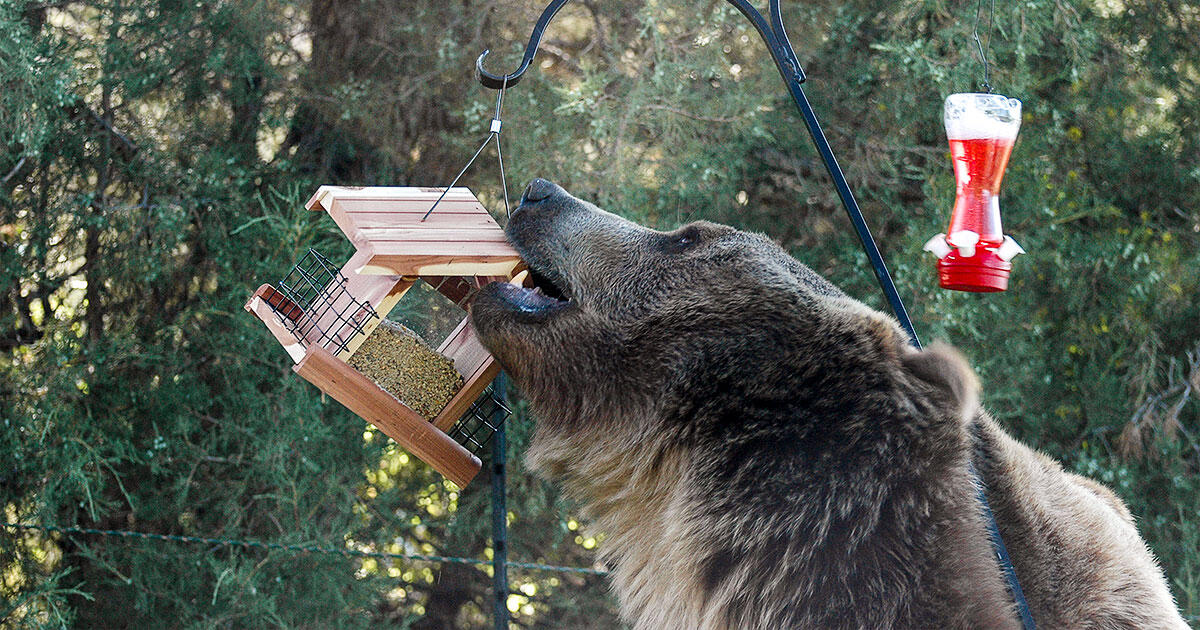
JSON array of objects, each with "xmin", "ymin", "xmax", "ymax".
[{"xmin": 924, "ymin": 93, "xmax": 1025, "ymax": 292}]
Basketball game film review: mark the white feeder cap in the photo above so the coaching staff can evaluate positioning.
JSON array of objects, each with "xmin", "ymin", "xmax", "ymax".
[
  {"xmin": 923, "ymin": 234, "xmax": 952, "ymax": 259},
  {"xmin": 997, "ymin": 235, "xmax": 1026, "ymax": 262},
  {"xmin": 948, "ymin": 230, "xmax": 980, "ymax": 258}
]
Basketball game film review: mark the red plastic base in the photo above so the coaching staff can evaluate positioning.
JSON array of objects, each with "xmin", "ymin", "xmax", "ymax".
[{"xmin": 937, "ymin": 247, "xmax": 1012, "ymax": 292}]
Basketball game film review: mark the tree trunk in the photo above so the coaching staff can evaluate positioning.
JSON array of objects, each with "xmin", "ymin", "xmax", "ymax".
[{"xmin": 282, "ymin": 0, "xmax": 388, "ymax": 182}]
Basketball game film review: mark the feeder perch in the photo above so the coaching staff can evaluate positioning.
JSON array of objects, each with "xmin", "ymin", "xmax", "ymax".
[{"xmin": 244, "ymin": 186, "xmax": 523, "ymax": 487}]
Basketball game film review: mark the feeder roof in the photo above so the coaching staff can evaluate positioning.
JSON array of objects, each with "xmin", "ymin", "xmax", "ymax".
[{"xmin": 306, "ymin": 186, "xmax": 522, "ymax": 277}]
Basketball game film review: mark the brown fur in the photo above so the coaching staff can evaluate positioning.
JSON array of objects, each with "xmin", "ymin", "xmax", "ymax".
[{"xmin": 469, "ymin": 179, "xmax": 1186, "ymax": 629}]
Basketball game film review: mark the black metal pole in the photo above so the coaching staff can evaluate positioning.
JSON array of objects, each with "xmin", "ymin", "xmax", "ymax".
[
  {"xmin": 772, "ymin": 54, "xmax": 921, "ymax": 348},
  {"xmin": 720, "ymin": 0, "xmax": 920, "ymax": 348},
  {"xmin": 490, "ymin": 375, "xmax": 510, "ymax": 630}
]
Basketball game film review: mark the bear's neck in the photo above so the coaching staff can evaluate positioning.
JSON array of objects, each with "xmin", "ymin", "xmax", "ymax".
[
  {"xmin": 525, "ymin": 419, "xmax": 714, "ymax": 627},
  {"xmin": 525, "ymin": 408, "xmax": 1020, "ymax": 630}
]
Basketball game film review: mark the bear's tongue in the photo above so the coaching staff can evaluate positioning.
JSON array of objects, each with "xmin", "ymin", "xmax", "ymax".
[
  {"xmin": 490, "ymin": 270, "xmax": 569, "ymax": 313},
  {"xmin": 516, "ymin": 285, "xmax": 564, "ymax": 311}
]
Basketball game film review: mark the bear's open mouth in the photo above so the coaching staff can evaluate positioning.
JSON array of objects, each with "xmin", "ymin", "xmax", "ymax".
[
  {"xmin": 493, "ymin": 264, "xmax": 571, "ymax": 314},
  {"xmin": 527, "ymin": 268, "xmax": 570, "ymax": 302}
]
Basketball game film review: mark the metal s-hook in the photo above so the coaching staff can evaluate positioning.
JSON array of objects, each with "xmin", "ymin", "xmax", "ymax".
[
  {"xmin": 972, "ymin": 0, "xmax": 997, "ymax": 93},
  {"xmin": 476, "ymin": 0, "xmax": 574, "ymax": 89}
]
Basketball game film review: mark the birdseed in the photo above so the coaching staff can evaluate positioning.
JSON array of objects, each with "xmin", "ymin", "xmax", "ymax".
[{"xmin": 348, "ymin": 319, "xmax": 464, "ymax": 421}]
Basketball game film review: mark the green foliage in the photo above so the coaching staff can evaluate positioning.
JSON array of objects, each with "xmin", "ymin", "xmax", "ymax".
[
  {"xmin": 0, "ymin": 1, "xmax": 73, "ymax": 165},
  {"xmin": 1, "ymin": 0, "xmax": 1198, "ymax": 627}
]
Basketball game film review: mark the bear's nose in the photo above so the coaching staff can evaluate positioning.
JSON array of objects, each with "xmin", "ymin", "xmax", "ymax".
[{"xmin": 520, "ymin": 178, "xmax": 560, "ymax": 203}]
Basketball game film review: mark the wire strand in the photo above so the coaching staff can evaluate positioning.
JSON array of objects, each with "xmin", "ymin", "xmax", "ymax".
[
  {"xmin": 3, "ymin": 522, "xmax": 609, "ymax": 576},
  {"xmin": 421, "ymin": 133, "xmax": 495, "ymax": 221},
  {"xmin": 972, "ymin": 0, "xmax": 997, "ymax": 93},
  {"xmin": 497, "ymin": 76, "xmax": 512, "ymax": 223},
  {"xmin": 422, "ymin": 78, "xmax": 513, "ymax": 222}
]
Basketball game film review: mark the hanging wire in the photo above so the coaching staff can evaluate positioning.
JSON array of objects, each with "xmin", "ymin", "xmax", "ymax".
[
  {"xmin": 421, "ymin": 136, "xmax": 494, "ymax": 221},
  {"xmin": 972, "ymin": 0, "xmax": 997, "ymax": 93},
  {"xmin": 422, "ymin": 78, "xmax": 512, "ymax": 222},
  {"xmin": 495, "ymin": 78, "xmax": 511, "ymax": 222},
  {"xmin": 496, "ymin": 136, "xmax": 510, "ymax": 221}
]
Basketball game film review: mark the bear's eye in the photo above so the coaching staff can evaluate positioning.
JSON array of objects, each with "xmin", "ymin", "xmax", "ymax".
[
  {"xmin": 667, "ymin": 227, "xmax": 700, "ymax": 251},
  {"xmin": 661, "ymin": 226, "xmax": 705, "ymax": 253}
]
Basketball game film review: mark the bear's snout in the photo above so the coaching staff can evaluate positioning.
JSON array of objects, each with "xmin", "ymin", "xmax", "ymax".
[
  {"xmin": 519, "ymin": 177, "xmax": 563, "ymax": 204},
  {"xmin": 510, "ymin": 178, "xmax": 569, "ymax": 231}
]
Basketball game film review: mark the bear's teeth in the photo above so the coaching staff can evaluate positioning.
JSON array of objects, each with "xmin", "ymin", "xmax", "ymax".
[{"xmin": 509, "ymin": 270, "xmax": 530, "ymax": 287}]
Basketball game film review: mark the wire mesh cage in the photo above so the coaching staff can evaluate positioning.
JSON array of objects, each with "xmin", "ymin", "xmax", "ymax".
[
  {"xmin": 265, "ymin": 248, "xmax": 379, "ymax": 356},
  {"xmin": 449, "ymin": 386, "xmax": 512, "ymax": 456}
]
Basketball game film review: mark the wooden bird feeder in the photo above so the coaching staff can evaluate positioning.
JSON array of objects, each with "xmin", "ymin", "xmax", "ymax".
[{"xmin": 244, "ymin": 186, "xmax": 523, "ymax": 487}]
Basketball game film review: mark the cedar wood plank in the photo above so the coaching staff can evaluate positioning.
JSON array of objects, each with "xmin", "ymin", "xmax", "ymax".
[
  {"xmin": 306, "ymin": 186, "xmax": 481, "ymax": 212},
  {"xmin": 244, "ymin": 287, "xmax": 307, "ymax": 363},
  {"xmin": 433, "ymin": 358, "xmax": 502, "ymax": 433},
  {"xmin": 295, "ymin": 346, "xmax": 481, "ymax": 487}
]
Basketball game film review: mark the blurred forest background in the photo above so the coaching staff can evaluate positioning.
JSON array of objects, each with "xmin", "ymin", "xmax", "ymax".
[{"xmin": 2, "ymin": 0, "xmax": 1198, "ymax": 627}]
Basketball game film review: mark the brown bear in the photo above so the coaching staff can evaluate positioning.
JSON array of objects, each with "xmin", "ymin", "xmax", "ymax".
[{"xmin": 468, "ymin": 179, "xmax": 1188, "ymax": 630}]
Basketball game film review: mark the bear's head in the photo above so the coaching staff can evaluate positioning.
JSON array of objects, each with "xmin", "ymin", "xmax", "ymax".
[{"xmin": 470, "ymin": 179, "xmax": 977, "ymax": 489}]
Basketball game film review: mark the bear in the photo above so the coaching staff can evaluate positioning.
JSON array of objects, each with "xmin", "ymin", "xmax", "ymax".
[{"xmin": 468, "ymin": 178, "xmax": 1188, "ymax": 630}]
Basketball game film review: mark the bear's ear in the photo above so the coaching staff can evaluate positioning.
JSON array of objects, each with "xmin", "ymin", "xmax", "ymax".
[{"xmin": 901, "ymin": 342, "xmax": 980, "ymax": 421}]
